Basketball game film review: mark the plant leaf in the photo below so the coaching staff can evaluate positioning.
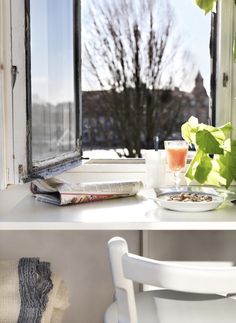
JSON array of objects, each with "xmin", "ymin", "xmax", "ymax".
[
  {"xmin": 203, "ymin": 163, "xmax": 227, "ymax": 186},
  {"xmin": 233, "ymin": 37, "xmax": 236, "ymax": 64},
  {"xmin": 220, "ymin": 138, "xmax": 231, "ymax": 153},
  {"xmin": 182, "ymin": 117, "xmax": 234, "ymax": 188},
  {"xmin": 216, "ymin": 140, "xmax": 236, "ymax": 188},
  {"xmin": 218, "ymin": 122, "xmax": 233, "ymax": 137},
  {"xmin": 195, "ymin": 129, "xmax": 224, "ymax": 154},
  {"xmin": 185, "ymin": 150, "xmax": 203, "ymax": 181},
  {"xmin": 194, "ymin": 153, "xmax": 213, "ymax": 184},
  {"xmin": 195, "ymin": 0, "xmax": 216, "ymax": 14},
  {"xmin": 216, "ymin": 155, "xmax": 234, "ymax": 188},
  {"xmin": 181, "ymin": 116, "xmax": 198, "ymax": 144}
]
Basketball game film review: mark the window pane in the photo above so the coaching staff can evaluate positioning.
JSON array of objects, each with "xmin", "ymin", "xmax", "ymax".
[
  {"xmin": 82, "ymin": 0, "xmax": 211, "ymax": 158},
  {"xmin": 30, "ymin": 0, "xmax": 76, "ymax": 162}
]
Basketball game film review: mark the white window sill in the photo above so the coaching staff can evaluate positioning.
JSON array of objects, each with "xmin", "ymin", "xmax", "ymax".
[
  {"xmin": 0, "ymin": 153, "xmax": 235, "ymax": 231},
  {"xmin": 0, "ymin": 182, "xmax": 236, "ymax": 231}
]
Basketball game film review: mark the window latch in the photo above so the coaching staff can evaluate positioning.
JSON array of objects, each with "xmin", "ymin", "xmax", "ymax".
[
  {"xmin": 11, "ymin": 65, "xmax": 18, "ymax": 89},
  {"xmin": 223, "ymin": 72, "xmax": 229, "ymax": 87}
]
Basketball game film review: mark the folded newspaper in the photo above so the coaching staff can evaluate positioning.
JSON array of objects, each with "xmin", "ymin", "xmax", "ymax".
[{"xmin": 31, "ymin": 178, "xmax": 143, "ymax": 206}]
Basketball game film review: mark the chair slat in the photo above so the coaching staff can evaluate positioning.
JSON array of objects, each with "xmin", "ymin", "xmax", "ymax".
[{"xmin": 123, "ymin": 252, "xmax": 236, "ymax": 294}]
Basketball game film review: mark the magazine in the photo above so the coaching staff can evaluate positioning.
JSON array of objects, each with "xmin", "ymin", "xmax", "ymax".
[{"xmin": 31, "ymin": 178, "xmax": 143, "ymax": 206}]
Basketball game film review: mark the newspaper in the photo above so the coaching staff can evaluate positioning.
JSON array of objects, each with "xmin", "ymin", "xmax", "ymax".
[{"xmin": 31, "ymin": 178, "xmax": 143, "ymax": 206}]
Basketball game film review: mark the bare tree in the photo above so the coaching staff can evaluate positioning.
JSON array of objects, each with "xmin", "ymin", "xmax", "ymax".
[{"xmin": 83, "ymin": 0, "xmax": 192, "ymax": 157}]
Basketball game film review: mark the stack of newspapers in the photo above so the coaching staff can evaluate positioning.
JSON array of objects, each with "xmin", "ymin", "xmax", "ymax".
[{"xmin": 31, "ymin": 178, "xmax": 143, "ymax": 206}]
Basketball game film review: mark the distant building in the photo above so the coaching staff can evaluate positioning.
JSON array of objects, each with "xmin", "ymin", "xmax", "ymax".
[
  {"xmin": 82, "ymin": 72, "xmax": 209, "ymax": 149},
  {"xmin": 185, "ymin": 71, "xmax": 209, "ymax": 123},
  {"xmin": 31, "ymin": 72, "xmax": 209, "ymax": 155}
]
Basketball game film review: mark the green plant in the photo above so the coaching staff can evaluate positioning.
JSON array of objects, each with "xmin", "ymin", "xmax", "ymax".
[
  {"xmin": 195, "ymin": 0, "xmax": 217, "ymax": 14},
  {"xmin": 181, "ymin": 117, "xmax": 236, "ymax": 188}
]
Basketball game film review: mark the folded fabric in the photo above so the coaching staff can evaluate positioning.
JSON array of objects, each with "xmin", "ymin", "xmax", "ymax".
[{"xmin": 0, "ymin": 258, "xmax": 69, "ymax": 323}]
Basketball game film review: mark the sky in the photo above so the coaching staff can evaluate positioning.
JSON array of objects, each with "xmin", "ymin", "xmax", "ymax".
[
  {"xmin": 31, "ymin": 0, "xmax": 74, "ymax": 105},
  {"xmin": 30, "ymin": 0, "xmax": 211, "ymax": 104},
  {"xmin": 82, "ymin": 0, "xmax": 211, "ymax": 94},
  {"xmin": 169, "ymin": 0, "xmax": 211, "ymax": 93}
]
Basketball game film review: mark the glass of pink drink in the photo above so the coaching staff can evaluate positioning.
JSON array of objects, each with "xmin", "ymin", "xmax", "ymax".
[{"xmin": 164, "ymin": 140, "xmax": 189, "ymax": 190}]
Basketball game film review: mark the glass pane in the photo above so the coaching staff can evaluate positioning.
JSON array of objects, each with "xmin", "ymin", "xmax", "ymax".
[
  {"xmin": 82, "ymin": 0, "xmax": 211, "ymax": 158},
  {"xmin": 30, "ymin": 0, "xmax": 76, "ymax": 162}
]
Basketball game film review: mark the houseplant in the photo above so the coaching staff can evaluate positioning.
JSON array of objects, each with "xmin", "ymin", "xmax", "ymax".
[{"xmin": 181, "ymin": 116, "xmax": 236, "ymax": 188}]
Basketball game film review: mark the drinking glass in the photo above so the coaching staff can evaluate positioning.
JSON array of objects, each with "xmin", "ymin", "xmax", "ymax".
[{"xmin": 164, "ymin": 140, "xmax": 189, "ymax": 190}]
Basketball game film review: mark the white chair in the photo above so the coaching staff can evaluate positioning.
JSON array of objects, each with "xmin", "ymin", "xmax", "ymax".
[{"xmin": 104, "ymin": 237, "xmax": 236, "ymax": 323}]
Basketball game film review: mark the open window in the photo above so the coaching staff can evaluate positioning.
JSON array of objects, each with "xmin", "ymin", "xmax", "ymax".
[
  {"xmin": 24, "ymin": 0, "xmax": 82, "ymax": 180},
  {"xmin": 1, "ymin": 0, "xmax": 235, "ymax": 189},
  {"xmin": 81, "ymin": 0, "xmax": 213, "ymax": 159},
  {"xmin": 9, "ymin": 0, "xmax": 82, "ymax": 183}
]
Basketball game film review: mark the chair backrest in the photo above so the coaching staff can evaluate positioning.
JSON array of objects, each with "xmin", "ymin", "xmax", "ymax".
[{"xmin": 108, "ymin": 237, "xmax": 236, "ymax": 323}]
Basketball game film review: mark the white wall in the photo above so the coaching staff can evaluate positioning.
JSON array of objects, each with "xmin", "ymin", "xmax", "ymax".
[{"xmin": 146, "ymin": 231, "xmax": 236, "ymax": 263}]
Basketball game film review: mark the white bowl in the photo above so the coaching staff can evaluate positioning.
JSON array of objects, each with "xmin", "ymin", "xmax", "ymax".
[{"xmin": 155, "ymin": 192, "xmax": 224, "ymax": 212}]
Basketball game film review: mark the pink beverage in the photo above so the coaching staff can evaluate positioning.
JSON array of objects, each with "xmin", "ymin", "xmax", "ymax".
[
  {"xmin": 164, "ymin": 140, "xmax": 188, "ymax": 189},
  {"xmin": 166, "ymin": 146, "xmax": 188, "ymax": 171}
]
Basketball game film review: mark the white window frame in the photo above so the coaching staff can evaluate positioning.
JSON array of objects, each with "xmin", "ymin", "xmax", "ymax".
[
  {"xmin": 216, "ymin": 0, "xmax": 236, "ymax": 135},
  {"xmin": 11, "ymin": 0, "xmax": 27, "ymax": 182},
  {"xmin": 0, "ymin": 0, "xmax": 14, "ymax": 190},
  {"xmin": 231, "ymin": 1, "xmax": 236, "ymax": 138},
  {"xmin": 0, "ymin": 0, "xmax": 5, "ymax": 190},
  {"xmin": 0, "ymin": 0, "xmax": 82, "ymax": 187},
  {"xmin": 0, "ymin": 0, "xmax": 236, "ymax": 189},
  {"xmin": 24, "ymin": 0, "xmax": 82, "ymax": 180}
]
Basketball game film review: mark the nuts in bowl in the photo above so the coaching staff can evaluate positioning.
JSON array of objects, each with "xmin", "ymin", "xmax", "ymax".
[
  {"xmin": 155, "ymin": 189, "xmax": 224, "ymax": 211},
  {"xmin": 168, "ymin": 193, "xmax": 213, "ymax": 202}
]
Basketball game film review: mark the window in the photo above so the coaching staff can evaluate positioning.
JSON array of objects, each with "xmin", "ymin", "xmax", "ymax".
[
  {"xmin": 24, "ymin": 0, "xmax": 82, "ymax": 180},
  {"xmin": 0, "ymin": 0, "xmax": 235, "ymax": 188},
  {"xmin": 82, "ymin": 0, "xmax": 212, "ymax": 158},
  {"xmin": 3, "ymin": 0, "xmax": 82, "ymax": 184}
]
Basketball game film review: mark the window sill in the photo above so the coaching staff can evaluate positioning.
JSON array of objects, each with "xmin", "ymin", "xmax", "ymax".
[{"xmin": 0, "ymin": 182, "xmax": 236, "ymax": 230}]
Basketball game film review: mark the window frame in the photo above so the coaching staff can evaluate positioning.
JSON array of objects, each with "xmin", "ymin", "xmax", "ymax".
[
  {"xmin": 24, "ymin": 0, "xmax": 82, "ymax": 181},
  {"xmin": 215, "ymin": 0, "xmax": 235, "ymax": 131},
  {"xmin": 0, "ymin": 0, "xmax": 4, "ymax": 189},
  {"xmin": 0, "ymin": 0, "xmax": 14, "ymax": 189},
  {"xmin": 231, "ymin": 1, "xmax": 236, "ymax": 139}
]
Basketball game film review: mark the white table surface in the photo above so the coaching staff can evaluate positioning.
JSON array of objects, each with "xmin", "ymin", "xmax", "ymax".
[{"xmin": 0, "ymin": 184, "xmax": 236, "ymax": 230}]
